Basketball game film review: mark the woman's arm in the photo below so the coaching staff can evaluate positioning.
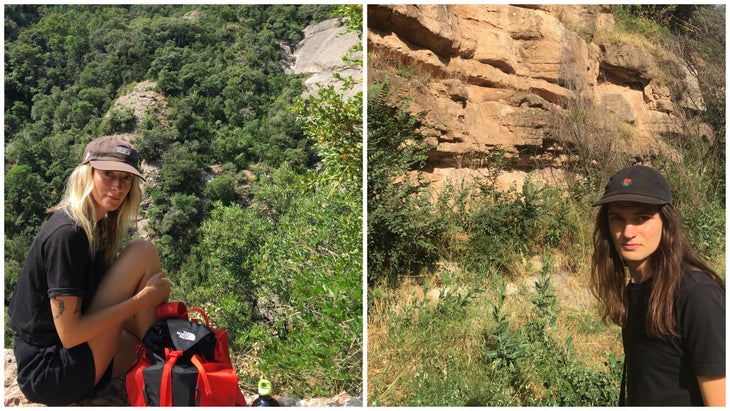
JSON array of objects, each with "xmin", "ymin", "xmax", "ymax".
[
  {"xmin": 698, "ymin": 376, "xmax": 726, "ymax": 406},
  {"xmin": 50, "ymin": 271, "xmax": 169, "ymax": 349}
]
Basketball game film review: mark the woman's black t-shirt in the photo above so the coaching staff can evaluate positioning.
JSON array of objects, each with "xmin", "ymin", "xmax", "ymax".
[
  {"xmin": 623, "ymin": 270, "xmax": 725, "ymax": 405},
  {"xmin": 9, "ymin": 210, "xmax": 106, "ymax": 347}
]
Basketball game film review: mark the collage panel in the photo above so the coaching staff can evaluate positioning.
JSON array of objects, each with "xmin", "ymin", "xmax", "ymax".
[
  {"xmin": 366, "ymin": 4, "xmax": 725, "ymax": 407},
  {"xmin": 2, "ymin": 2, "xmax": 726, "ymax": 408},
  {"xmin": 4, "ymin": 4, "xmax": 363, "ymax": 407}
]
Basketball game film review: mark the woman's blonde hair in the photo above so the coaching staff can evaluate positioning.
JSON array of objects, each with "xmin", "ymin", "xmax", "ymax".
[{"xmin": 51, "ymin": 164, "xmax": 141, "ymax": 267}]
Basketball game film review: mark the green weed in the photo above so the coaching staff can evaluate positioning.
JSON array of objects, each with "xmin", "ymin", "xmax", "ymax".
[{"xmin": 369, "ymin": 252, "xmax": 623, "ymax": 406}]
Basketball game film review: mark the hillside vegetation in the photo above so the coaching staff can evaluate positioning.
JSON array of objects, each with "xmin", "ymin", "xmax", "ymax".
[
  {"xmin": 367, "ymin": 5, "xmax": 724, "ymax": 406},
  {"xmin": 4, "ymin": 4, "xmax": 362, "ymax": 398}
]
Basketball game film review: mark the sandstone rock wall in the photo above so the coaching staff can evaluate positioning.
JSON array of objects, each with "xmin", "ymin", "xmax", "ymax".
[{"xmin": 368, "ymin": 5, "xmax": 709, "ymax": 180}]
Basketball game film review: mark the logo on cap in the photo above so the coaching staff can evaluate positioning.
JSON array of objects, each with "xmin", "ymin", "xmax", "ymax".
[
  {"xmin": 116, "ymin": 146, "xmax": 132, "ymax": 156},
  {"xmin": 621, "ymin": 178, "xmax": 632, "ymax": 187}
]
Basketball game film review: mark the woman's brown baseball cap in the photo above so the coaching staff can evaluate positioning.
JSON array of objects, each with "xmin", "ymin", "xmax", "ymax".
[
  {"xmin": 592, "ymin": 165, "xmax": 672, "ymax": 207},
  {"xmin": 82, "ymin": 136, "xmax": 145, "ymax": 181}
]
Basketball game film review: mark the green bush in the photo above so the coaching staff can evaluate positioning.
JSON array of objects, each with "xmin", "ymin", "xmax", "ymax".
[
  {"xmin": 369, "ymin": 253, "xmax": 622, "ymax": 406},
  {"xmin": 294, "ymin": 80, "xmax": 362, "ymax": 191},
  {"xmin": 100, "ymin": 106, "xmax": 136, "ymax": 134},
  {"xmin": 252, "ymin": 180, "xmax": 361, "ymax": 396},
  {"xmin": 204, "ymin": 173, "xmax": 240, "ymax": 206},
  {"xmin": 180, "ymin": 202, "xmax": 268, "ymax": 330},
  {"xmin": 452, "ymin": 174, "xmax": 574, "ymax": 278},
  {"xmin": 683, "ymin": 200, "xmax": 725, "ymax": 267},
  {"xmin": 159, "ymin": 142, "xmax": 202, "ymax": 195},
  {"xmin": 367, "ymin": 80, "xmax": 444, "ymax": 285},
  {"xmin": 172, "ymin": 165, "xmax": 362, "ymax": 397}
]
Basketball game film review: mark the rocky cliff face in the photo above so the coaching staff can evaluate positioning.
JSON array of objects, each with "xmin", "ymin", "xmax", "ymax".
[
  {"xmin": 368, "ymin": 5, "xmax": 709, "ymax": 185},
  {"xmin": 284, "ymin": 17, "xmax": 362, "ymax": 99}
]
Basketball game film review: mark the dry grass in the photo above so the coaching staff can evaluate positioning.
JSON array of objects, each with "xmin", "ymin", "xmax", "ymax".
[{"xmin": 367, "ymin": 249, "xmax": 623, "ymax": 405}]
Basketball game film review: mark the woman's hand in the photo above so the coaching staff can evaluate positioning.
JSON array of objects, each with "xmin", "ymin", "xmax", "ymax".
[{"xmin": 142, "ymin": 271, "xmax": 171, "ymax": 306}]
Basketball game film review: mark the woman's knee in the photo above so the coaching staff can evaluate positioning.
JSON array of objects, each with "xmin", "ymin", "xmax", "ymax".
[
  {"xmin": 124, "ymin": 239, "xmax": 158, "ymax": 254},
  {"xmin": 121, "ymin": 239, "xmax": 160, "ymax": 265},
  {"xmin": 105, "ymin": 240, "xmax": 160, "ymax": 292}
]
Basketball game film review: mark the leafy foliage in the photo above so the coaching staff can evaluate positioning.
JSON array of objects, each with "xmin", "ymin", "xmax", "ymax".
[
  {"xmin": 369, "ymin": 254, "xmax": 623, "ymax": 406},
  {"xmin": 613, "ymin": 5, "xmax": 701, "ymax": 35},
  {"xmin": 294, "ymin": 78, "xmax": 362, "ymax": 191},
  {"xmin": 484, "ymin": 283, "xmax": 527, "ymax": 369},
  {"xmin": 367, "ymin": 81, "xmax": 445, "ymax": 285}
]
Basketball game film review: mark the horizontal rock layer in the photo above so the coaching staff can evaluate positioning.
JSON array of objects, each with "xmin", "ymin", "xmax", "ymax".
[{"xmin": 368, "ymin": 4, "xmax": 709, "ymax": 175}]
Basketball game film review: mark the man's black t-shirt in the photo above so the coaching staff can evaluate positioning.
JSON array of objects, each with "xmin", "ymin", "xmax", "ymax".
[
  {"xmin": 9, "ymin": 210, "xmax": 106, "ymax": 347},
  {"xmin": 623, "ymin": 270, "xmax": 725, "ymax": 405}
]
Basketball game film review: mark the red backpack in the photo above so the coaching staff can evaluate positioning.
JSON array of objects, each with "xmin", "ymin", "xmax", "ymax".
[{"xmin": 126, "ymin": 303, "xmax": 247, "ymax": 406}]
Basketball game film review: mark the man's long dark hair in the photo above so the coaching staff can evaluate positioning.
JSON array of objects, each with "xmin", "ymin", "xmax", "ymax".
[{"xmin": 590, "ymin": 203, "xmax": 725, "ymax": 338}]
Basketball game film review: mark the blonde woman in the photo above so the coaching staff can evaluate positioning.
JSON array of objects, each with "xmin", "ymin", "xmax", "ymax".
[
  {"xmin": 591, "ymin": 165, "xmax": 725, "ymax": 406},
  {"xmin": 9, "ymin": 136, "xmax": 171, "ymax": 405}
]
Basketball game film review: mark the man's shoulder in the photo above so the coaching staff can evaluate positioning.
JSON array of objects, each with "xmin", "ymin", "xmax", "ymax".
[
  {"xmin": 681, "ymin": 270, "xmax": 721, "ymax": 289},
  {"xmin": 677, "ymin": 269, "xmax": 724, "ymax": 305}
]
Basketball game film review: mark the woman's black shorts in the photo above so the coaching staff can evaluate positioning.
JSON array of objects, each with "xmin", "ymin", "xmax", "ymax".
[{"xmin": 13, "ymin": 335, "xmax": 113, "ymax": 406}]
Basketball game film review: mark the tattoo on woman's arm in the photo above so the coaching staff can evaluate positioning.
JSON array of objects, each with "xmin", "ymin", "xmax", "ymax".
[{"xmin": 52, "ymin": 297, "xmax": 65, "ymax": 319}]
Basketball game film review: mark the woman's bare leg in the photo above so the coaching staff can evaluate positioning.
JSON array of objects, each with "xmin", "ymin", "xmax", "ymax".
[
  {"xmin": 86, "ymin": 239, "xmax": 163, "ymax": 382},
  {"xmin": 112, "ymin": 329, "xmax": 143, "ymax": 378}
]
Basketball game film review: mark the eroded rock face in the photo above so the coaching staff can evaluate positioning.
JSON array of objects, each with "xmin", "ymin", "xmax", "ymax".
[
  {"xmin": 288, "ymin": 18, "xmax": 362, "ymax": 99},
  {"xmin": 368, "ymin": 4, "xmax": 708, "ymax": 177}
]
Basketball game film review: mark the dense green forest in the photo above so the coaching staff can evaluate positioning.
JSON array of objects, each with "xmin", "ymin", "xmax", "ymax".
[
  {"xmin": 5, "ymin": 4, "xmax": 362, "ymax": 398},
  {"xmin": 367, "ymin": 5, "xmax": 724, "ymax": 406}
]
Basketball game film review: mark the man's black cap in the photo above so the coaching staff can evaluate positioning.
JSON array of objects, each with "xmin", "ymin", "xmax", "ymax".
[{"xmin": 592, "ymin": 165, "xmax": 672, "ymax": 207}]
